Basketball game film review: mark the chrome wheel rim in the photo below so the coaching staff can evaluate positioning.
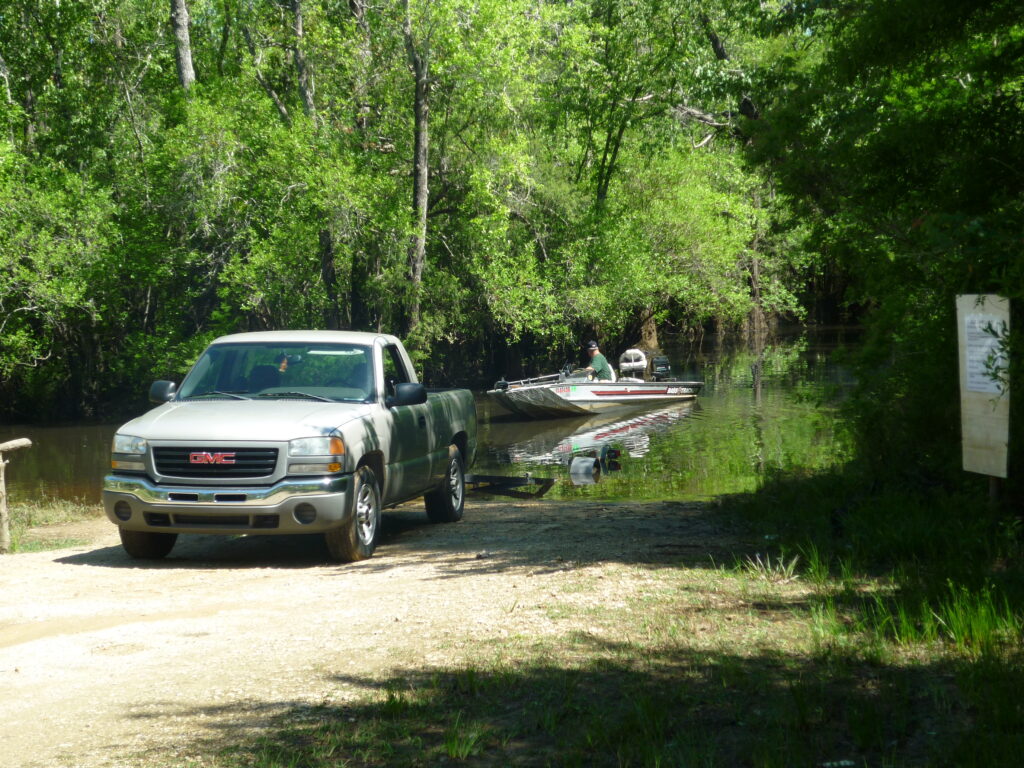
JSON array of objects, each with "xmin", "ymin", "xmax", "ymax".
[
  {"xmin": 448, "ymin": 459, "xmax": 463, "ymax": 508},
  {"xmin": 355, "ymin": 478, "xmax": 378, "ymax": 544}
]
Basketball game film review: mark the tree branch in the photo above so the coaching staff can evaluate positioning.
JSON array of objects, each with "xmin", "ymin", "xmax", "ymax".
[
  {"xmin": 291, "ymin": 0, "xmax": 316, "ymax": 119},
  {"xmin": 698, "ymin": 12, "xmax": 729, "ymax": 61},
  {"xmin": 674, "ymin": 104, "xmax": 730, "ymax": 128},
  {"xmin": 242, "ymin": 25, "xmax": 292, "ymax": 127}
]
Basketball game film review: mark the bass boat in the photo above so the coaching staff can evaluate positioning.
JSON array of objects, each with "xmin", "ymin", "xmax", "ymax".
[{"xmin": 487, "ymin": 363, "xmax": 703, "ymax": 419}]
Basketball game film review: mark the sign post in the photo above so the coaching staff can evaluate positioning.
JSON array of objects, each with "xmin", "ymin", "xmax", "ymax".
[
  {"xmin": 0, "ymin": 438, "xmax": 33, "ymax": 554},
  {"xmin": 956, "ymin": 295, "xmax": 1010, "ymax": 494}
]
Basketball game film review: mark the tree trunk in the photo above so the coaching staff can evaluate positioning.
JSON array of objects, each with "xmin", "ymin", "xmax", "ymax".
[
  {"xmin": 23, "ymin": 86, "xmax": 35, "ymax": 147},
  {"xmin": 170, "ymin": 0, "xmax": 196, "ymax": 92},
  {"xmin": 403, "ymin": 2, "xmax": 429, "ymax": 337},
  {"xmin": 640, "ymin": 307, "xmax": 659, "ymax": 351},
  {"xmin": 349, "ymin": 249, "xmax": 370, "ymax": 331},
  {"xmin": 0, "ymin": 48, "xmax": 12, "ymax": 144},
  {"xmin": 291, "ymin": 0, "xmax": 316, "ymax": 119},
  {"xmin": 749, "ymin": 250, "xmax": 765, "ymax": 338},
  {"xmin": 217, "ymin": 0, "xmax": 232, "ymax": 77},
  {"xmin": 319, "ymin": 229, "xmax": 345, "ymax": 330},
  {"xmin": 0, "ymin": 49, "xmax": 11, "ymax": 105},
  {"xmin": 349, "ymin": 0, "xmax": 373, "ymax": 132}
]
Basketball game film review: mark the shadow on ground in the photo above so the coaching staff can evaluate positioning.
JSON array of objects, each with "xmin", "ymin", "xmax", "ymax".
[
  {"xmin": 122, "ymin": 634, "xmax": 1020, "ymax": 768},
  {"xmin": 55, "ymin": 501, "xmax": 745, "ymax": 576}
]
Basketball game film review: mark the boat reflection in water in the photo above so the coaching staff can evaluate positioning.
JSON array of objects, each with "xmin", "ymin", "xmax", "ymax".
[{"xmin": 484, "ymin": 402, "xmax": 698, "ymax": 480}]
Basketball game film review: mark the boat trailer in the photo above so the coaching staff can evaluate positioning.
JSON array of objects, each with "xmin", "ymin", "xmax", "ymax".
[
  {"xmin": 464, "ymin": 472, "xmax": 555, "ymax": 499},
  {"xmin": 464, "ymin": 447, "xmax": 621, "ymax": 499}
]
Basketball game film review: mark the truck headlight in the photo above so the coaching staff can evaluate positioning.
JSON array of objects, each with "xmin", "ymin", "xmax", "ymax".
[
  {"xmin": 111, "ymin": 434, "xmax": 147, "ymax": 471},
  {"xmin": 112, "ymin": 434, "xmax": 147, "ymax": 455},
  {"xmin": 288, "ymin": 436, "xmax": 346, "ymax": 475},
  {"xmin": 288, "ymin": 436, "xmax": 345, "ymax": 457}
]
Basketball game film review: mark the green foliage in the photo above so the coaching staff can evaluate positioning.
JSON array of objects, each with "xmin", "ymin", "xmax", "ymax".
[
  {"xmin": 0, "ymin": 0, "xmax": 807, "ymax": 418},
  {"xmin": 747, "ymin": 0, "xmax": 1024, "ymax": 486},
  {"xmin": 0, "ymin": 145, "xmax": 115, "ymax": 409}
]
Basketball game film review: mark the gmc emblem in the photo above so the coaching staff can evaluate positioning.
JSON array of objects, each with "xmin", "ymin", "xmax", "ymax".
[{"xmin": 189, "ymin": 452, "xmax": 236, "ymax": 465}]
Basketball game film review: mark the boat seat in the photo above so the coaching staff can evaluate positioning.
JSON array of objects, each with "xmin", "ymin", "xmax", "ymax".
[{"xmin": 609, "ymin": 367, "xmax": 617, "ymax": 382}]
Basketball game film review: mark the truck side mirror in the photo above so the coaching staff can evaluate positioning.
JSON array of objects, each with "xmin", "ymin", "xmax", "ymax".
[
  {"xmin": 386, "ymin": 382, "xmax": 427, "ymax": 408},
  {"xmin": 149, "ymin": 380, "xmax": 177, "ymax": 403}
]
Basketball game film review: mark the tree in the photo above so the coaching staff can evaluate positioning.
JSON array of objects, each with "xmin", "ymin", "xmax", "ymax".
[
  {"xmin": 747, "ymin": 0, "xmax": 1024, "ymax": 484},
  {"xmin": 170, "ymin": 0, "xmax": 197, "ymax": 91}
]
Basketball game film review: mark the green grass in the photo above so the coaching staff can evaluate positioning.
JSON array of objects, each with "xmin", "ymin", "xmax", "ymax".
[
  {"xmin": 196, "ymin": 508, "xmax": 1023, "ymax": 768},
  {"xmin": 12, "ymin": 536, "xmax": 91, "ymax": 552},
  {"xmin": 3, "ymin": 496, "xmax": 102, "ymax": 552},
  {"xmin": 208, "ymin": 641, "xmax": 1022, "ymax": 768},
  {"xmin": 737, "ymin": 550, "xmax": 801, "ymax": 583},
  {"xmin": 83, "ymin": 466, "xmax": 1022, "ymax": 767}
]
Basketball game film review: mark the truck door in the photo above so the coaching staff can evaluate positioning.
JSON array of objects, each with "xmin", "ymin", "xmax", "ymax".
[{"xmin": 381, "ymin": 343, "xmax": 430, "ymax": 502}]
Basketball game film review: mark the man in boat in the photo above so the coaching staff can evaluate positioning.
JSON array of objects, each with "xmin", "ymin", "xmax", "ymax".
[{"xmin": 584, "ymin": 340, "xmax": 614, "ymax": 381}]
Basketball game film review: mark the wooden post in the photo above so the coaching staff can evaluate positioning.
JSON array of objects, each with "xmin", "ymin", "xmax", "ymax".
[{"xmin": 0, "ymin": 438, "xmax": 33, "ymax": 554}]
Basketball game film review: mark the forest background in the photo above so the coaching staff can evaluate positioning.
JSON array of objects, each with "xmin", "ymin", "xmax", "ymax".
[{"xmin": 0, "ymin": 0, "xmax": 1021, "ymax": 494}]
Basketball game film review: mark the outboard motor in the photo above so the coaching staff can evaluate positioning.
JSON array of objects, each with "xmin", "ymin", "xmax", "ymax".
[{"xmin": 651, "ymin": 355, "xmax": 672, "ymax": 381}]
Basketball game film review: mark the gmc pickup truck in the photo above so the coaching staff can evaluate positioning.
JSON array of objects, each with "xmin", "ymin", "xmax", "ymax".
[{"xmin": 102, "ymin": 331, "xmax": 477, "ymax": 562}]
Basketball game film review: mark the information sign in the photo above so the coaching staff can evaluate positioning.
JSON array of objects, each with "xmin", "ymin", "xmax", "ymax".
[{"xmin": 957, "ymin": 295, "xmax": 1010, "ymax": 478}]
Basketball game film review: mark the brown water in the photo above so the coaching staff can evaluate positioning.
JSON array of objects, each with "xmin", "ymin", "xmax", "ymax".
[{"xmin": 0, "ymin": 422, "xmax": 119, "ymax": 503}]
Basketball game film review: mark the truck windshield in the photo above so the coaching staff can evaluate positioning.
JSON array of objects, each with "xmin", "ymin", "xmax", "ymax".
[{"xmin": 177, "ymin": 343, "xmax": 375, "ymax": 403}]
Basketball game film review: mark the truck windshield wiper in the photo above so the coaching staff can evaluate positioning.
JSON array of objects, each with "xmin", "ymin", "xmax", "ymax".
[
  {"xmin": 256, "ymin": 391, "xmax": 334, "ymax": 402},
  {"xmin": 186, "ymin": 390, "xmax": 251, "ymax": 400}
]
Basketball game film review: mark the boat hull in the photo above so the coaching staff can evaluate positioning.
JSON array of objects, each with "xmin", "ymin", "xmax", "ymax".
[{"xmin": 488, "ymin": 379, "xmax": 703, "ymax": 419}]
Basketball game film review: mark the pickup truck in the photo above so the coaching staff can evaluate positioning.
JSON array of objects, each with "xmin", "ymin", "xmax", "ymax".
[{"xmin": 102, "ymin": 330, "xmax": 477, "ymax": 562}]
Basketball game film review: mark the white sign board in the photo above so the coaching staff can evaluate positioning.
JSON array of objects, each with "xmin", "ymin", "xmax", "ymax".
[{"xmin": 957, "ymin": 294, "xmax": 1010, "ymax": 478}]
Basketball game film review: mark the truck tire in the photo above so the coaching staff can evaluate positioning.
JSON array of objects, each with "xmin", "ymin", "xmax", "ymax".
[
  {"xmin": 119, "ymin": 528, "xmax": 178, "ymax": 560},
  {"xmin": 325, "ymin": 465, "xmax": 380, "ymax": 562},
  {"xmin": 425, "ymin": 445, "xmax": 465, "ymax": 523}
]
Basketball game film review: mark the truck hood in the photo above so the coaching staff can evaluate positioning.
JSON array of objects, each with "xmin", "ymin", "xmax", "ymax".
[{"xmin": 117, "ymin": 399, "xmax": 375, "ymax": 442}]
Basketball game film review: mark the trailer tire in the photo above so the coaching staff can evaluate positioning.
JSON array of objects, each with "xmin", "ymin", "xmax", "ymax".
[
  {"xmin": 325, "ymin": 465, "xmax": 380, "ymax": 562},
  {"xmin": 119, "ymin": 528, "xmax": 178, "ymax": 560},
  {"xmin": 425, "ymin": 445, "xmax": 465, "ymax": 523}
]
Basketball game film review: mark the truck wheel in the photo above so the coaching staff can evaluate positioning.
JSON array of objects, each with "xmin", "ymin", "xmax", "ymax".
[
  {"xmin": 425, "ymin": 445, "xmax": 465, "ymax": 523},
  {"xmin": 119, "ymin": 528, "xmax": 178, "ymax": 560},
  {"xmin": 325, "ymin": 465, "xmax": 381, "ymax": 562}
]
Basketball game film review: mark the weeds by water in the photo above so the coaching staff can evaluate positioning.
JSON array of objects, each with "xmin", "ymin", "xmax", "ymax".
[
  {"xmin": 729, "ymin": 468, "xmax": 1024, "ymax": 653},
  {"xmin": 726, "ymin": 467, "xmax": 1024, "ymax": 765},
  {"xmin": 4, "ymin": 497, "xmax": 101, "ymax": 552}
]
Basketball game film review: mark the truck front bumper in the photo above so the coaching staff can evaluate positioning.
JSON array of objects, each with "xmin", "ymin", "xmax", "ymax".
[{"xmin": 102, "ymin": 473, "xmax": 352, "ymax": 535}]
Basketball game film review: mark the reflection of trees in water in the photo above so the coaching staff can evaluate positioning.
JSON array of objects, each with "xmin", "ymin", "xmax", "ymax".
[
  {"xmin": 0, "ymin": 423, "xmax": 119, "ymax": 503},
  {"xmin": 662, "ymin": 328, "xmax": 858, "ymax": 394},
  {"xmin": 481, "ymin": 334, "xmax": 850, "ymax": 499}
]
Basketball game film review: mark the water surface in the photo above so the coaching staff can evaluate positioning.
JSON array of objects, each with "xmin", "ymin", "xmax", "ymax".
[
  {"xmin": 475, "ymin": 330, "xmax": 855, "ymax": 501},
  {"xmin": 0, "ymin": 330, "xmax": 855, "ymax": 505}
]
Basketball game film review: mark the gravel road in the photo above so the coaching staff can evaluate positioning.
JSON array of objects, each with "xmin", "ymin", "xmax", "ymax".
[{"xmin": 0, "ymin": 498, "xmax": 730, "ymax": 767}]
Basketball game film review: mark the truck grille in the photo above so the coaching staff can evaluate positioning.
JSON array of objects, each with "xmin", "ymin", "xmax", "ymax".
[{"xmin": 152, "ymin": 447, "xmax": 279, "ymax": 479}]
